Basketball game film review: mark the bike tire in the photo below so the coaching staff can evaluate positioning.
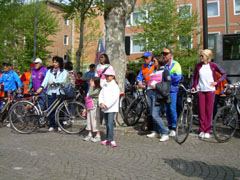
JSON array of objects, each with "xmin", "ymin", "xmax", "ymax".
[
  {"xmin": 175, "ymin": 104, "xmax": 193, "ymax": 144},
  {"xmin": 119, "ymin": 95, "xmax": 135, "ymax": 120},
  {"xmin": 124, "ymin": 98, "xmax": 143, "ymax": 126},
  {"xmin": 9, "ymin": 101, "xmax": 39, "ymax": 134},
  {"xmin": 213, "ymin": 105, "xmax": 238, "ymax": 143},
  {"xmin": 56, "ymin": 101, "xmax": 86, "ymax": 134}
]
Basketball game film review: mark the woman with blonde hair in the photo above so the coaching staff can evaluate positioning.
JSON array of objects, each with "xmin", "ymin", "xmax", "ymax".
[{"xmin": 192, "ymin": 49, "xmax": 226, "ymax": 139}]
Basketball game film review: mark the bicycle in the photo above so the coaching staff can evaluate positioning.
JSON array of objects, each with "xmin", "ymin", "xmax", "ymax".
[
  {"xmin": 0, "ymin": 90, "xmax": 24, "ymax": 127},
  {"xmin": 9, "ymin": 83, "xmax": 86, "ymax": 134},
  {"xmin": 124, "ymin": 86, "xmax": 149, "ymax": 126},
  {"xmin": 213, "ymin": 82, "xmax": 240, "ymax": 143},
  {"xmin": 175, "ymin": 84, "xmax": 198, "ymax": 144}
]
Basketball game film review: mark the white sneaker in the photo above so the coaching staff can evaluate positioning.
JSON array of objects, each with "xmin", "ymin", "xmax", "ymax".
[
  {"xmin": 91, "ymin": 136, "xmax": 101, "ymax": 142},
  {"xmin": 204, "ymin": 133, "xmax": 211, "ymax": 139},
  {"xmin": 169, "ymin": 130, "xmax": 176, "ymax": 137},
  {"xmin": 199, "ymin": 132, "xmax": 205, "ymax": 138},
  {"xmin": 48, "ymin": 127, "xmax": 54, "ymax": 132},
  {"xmin": 58, "ymin": 127, "xmax": 62, "ymax": 132},
  {"xmin": 83, "ymin": 135, "xmax": 92, "ymax": 141},
  {"xmin": 147, "ymin": 131, "xmax": 159, "ymax": 138},
  {"xmin": 159, "ymin": 135, "xmax": 169, "ymax": 142},
  {"xmin": 6, "ymin": 123, "xmax": 11, "ymax": 128}
]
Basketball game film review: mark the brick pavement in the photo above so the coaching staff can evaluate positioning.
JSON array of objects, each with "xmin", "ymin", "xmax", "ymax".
[{"xmin": 0, "ymin": 126, "xmax": 240, "ymax": 180}]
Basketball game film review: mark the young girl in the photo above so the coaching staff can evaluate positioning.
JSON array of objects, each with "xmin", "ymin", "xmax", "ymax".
[
  {"xmin": 83, "ymin": 77, "xmax": 101, "ymax": 142},
  {"xmin": 98, "ymin": 68, "xmax": 120, "ymax": 147}
]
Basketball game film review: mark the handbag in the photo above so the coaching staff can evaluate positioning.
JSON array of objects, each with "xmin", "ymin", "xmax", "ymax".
[{"xmin": 85, "ymin": 96, "xmax": 95, "ymax": 110}]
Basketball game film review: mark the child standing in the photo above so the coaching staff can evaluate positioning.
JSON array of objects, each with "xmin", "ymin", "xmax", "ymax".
[
  {"xmin": 99, "ymin": 68, "xmax": 120, "ymax": 147},
  {"xmin": 83, "ymin": 77, "xmax": 101, "ymax": 142}
]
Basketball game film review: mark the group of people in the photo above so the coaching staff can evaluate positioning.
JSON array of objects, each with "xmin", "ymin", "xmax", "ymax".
[
  {"xmin": 0, "ymin": 47, "xmax": 229, "ymax": 147},
  {"xmin": 138, "ymin": 48, "xmax": 227, "ymax": 142}
]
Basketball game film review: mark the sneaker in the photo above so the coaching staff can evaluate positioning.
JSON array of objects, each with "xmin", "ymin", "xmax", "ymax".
[
  {"xmin": 83, "ymin": 135, "xmax": 92, "ymax": 141},
  {"xmin": 147, "ymin": 131, "xmax": 159, "ymax": 138},
  {"xmin": 101, "ymin": 140, "xmax": 110, "ymax": 145},
  {"xmin": 6, "ymin": 123, "xmax": 11, "ymax": 128},
  {"xmin": 204, "ymin": 133, "xmax": 211, "ymax": 139},
  {"xmin": 169, "ymin": 130, "xmax": 176, "ymax": 137},
  {"xmin": 199, "ymin": 132, "xmax": 205, "ymax": 138},
  {"xmin": 110, "ymin": 141, "xmax": 117, "ymax": 147},
  {"xmin": 159, "ymin": 134, "xmax": 169, "ymax": 142},
  {"xmin": 91, "ymin": 136, "xmax": 101, "ymax": 143},
  {"xmin": 58, "ymin": 127, "xmax": 62, "ymax": 132},
  {"xmin": 48, "ymin": 127, "xmax": 54, "ymax": 132}
]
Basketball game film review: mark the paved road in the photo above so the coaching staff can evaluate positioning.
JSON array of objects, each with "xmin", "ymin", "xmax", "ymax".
[{"xmin": 0, "ymin": 125, "xmax": 240, "ymax": 180}]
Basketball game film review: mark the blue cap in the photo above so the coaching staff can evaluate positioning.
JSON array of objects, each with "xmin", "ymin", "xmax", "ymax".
[{"xmin": 142, "ymin": 52, "xmax": 152, "ymax": 58}]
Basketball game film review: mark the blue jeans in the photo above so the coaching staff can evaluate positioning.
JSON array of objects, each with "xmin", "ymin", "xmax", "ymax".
[
  {"xmin": 165, "ymin": 93, "xmax": 178, "ymax": 130},
  {"xmin": 146, "ymin": 90, "xmax": 168, "ymax": 135},
  {"xmin": 38, "ymin": 91, "xmax": 46, "ymax": 110},
  {"xmin": 104, "ymin": 112, "xmax": 115, "ymax": 141},
  {"xmin": 48, "ymin": 93, "xmax": 58, "ymax": 128}
]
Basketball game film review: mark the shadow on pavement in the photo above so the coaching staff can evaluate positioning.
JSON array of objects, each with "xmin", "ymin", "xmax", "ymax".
[{"xmin": 164, "ymin": 158, "xmax": 240, "ymax": 179}]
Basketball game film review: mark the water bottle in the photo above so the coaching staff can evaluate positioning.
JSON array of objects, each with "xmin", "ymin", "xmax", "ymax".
[{"xmin": 0, "ymin": 102, "xmax": 6, "ymax": 111}]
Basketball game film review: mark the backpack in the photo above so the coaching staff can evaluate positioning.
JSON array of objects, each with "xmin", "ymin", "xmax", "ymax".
[{"xmin": 64, "ymin": 71, "xmax": 76, "ymax": 98}]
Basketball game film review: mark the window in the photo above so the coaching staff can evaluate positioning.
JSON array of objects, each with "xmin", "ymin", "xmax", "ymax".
[
  {"xmin": 208, "ymin": 32, "xmax": 220, "ymax": 49},
  {"xmin": 64, "ymin": 19, "xmax": 69, "ymax": 26},
  {"xmin": 132, "ymin": 11, "xmax": 146, "ymax": 26},
  {"xmin": 131, "ymin": 38, "xmax": 145, "ymax": 53},
  {"xmin": 234, "ymin": 0, "xmax": 240, "ymax": 15},
  {"xmin": 64, "ymin": 35, "xmax": 68, "ymax": 45},
  {"xmin": 207, "ymin": 1, "xmax": 220, "ymax": 17},
  {"xmin": 178, "ymin": 35, "xmax": 192, "ymax": 49},
  {"xmin": 177, "ymin": 4, "xmax": 192, "ymax": 18},
  {"xmin": 235, "ymin": 30, "xmax": 240, "ymax": 34},
  {"xmin": 64, "ymin": 55, "xmax": 69, "ymax": 61},
  {"xmin": 223, "ymin": 34, "xmax": 240, "ymax": 60}
]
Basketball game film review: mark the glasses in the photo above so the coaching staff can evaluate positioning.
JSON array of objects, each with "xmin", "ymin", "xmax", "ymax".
[
  {"xmin": 199, "ymin": 55, "xmax": 204, "ymax": 58},
  {"xmin": 152, "ymin": 59, "xmax": 157, "ymax": 62},
  {"xmin": 161, "ymin": 52, "xmax": 169, "ymax": 56},
  {"xmin": 100, "ymin": 56, "xmax": 104, "ymax": 58}
]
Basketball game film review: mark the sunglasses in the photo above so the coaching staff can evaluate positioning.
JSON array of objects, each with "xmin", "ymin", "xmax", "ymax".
[
  {"xmin": 152, "ymin": 59, "xmax": 157, "ymax": 62},
  {"xmin": 199, "ymin": 55, "xmax": 204, "ymax": 58},
  {"xmin": 161, "ymin": 52, "xmax": 169, "ymax": 56}
]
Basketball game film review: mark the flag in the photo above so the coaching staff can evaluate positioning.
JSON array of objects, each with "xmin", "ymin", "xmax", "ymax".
[{"xmin": 95, "ymin": 39, "xmax": 104, "ymax": 64}]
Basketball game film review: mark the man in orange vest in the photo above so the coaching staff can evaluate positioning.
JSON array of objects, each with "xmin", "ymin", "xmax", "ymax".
[
  {"xmin": 137, "ymin": 52, "xmax": 154, "ymax": 87},
  {"xmin": 20, "ymin": 65, "xmax": 33, "ymax": 96}
]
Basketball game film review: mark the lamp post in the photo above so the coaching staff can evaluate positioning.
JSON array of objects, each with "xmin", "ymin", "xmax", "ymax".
[
  {"xmin": 202, "ymin": 0, "xmax": 208, "ymax": 49},
  {"xmin": 33, "ymin": 0, "xmax": 38, "ymax": 60}
]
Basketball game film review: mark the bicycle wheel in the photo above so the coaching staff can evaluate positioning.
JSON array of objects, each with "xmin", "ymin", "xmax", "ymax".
[
  {"xmin": 213, "ymin": 105, "xmax": 238, "ymax": 143},
  {"xmin": 124, "ymin": 98, "xmax": 143, "ymax": 126},
  {"xmin": 119, "ymin": 95, "xmax": 135, "ymax": 120},
  {"xmin": 56, "ymin": 101, "xmax": 86, "ymax": 134},
  {"xmin": 175, "ymin": 104, "xmax": 193, "ymax": 144},
  {"xmin": 9, "ymin": 101, "xmax": 39, "ymax": 134}
]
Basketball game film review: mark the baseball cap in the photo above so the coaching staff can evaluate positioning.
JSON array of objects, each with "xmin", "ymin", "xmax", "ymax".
[
  {"xmin": 161, "ymin": 48, "xmax": 172, "ymax": 54},
  {"xmin": 104, "ymin": 68, "xmax": 116, "ymax": 76},
  {"xmin": 3, "ymin": 62, "xmax": 12, "ymax": 66},
  {"xmin": 141, "ymin": 52, "xmax": 152, "ymax": 58},
  {"xmin": 34, "ymin": 58, "xmax": 42, "ymax": 64}
]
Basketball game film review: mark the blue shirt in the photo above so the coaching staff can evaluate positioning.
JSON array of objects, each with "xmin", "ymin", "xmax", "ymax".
[
  {"xmin": 0, "ymin": 70, "xmax": 21, "ymax": 91},
  {"xmin": 82, "ymin": 71, "xmax": 96, "ymax": 91}
]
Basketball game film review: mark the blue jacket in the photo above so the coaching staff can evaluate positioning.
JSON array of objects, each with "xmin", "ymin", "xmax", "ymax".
[{"xmin": 0, "ymin": 70, "xmax": 21, "ymax": 91}]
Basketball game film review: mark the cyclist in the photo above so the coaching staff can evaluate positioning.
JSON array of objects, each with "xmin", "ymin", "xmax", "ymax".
[
  {"xmin": 36, "ymin": 56, "xmax": 67, "ymax": 132},
  {"xmin": 137, "ymin": 52, "xmax": 154, "ymax": 88},
  {"xmin": 162, "ymin": 48, "xmax": 182, "ymax": 137},
  {"xmin": 0, "ymin": 62, "xmax": 22, "ymax": 97}
]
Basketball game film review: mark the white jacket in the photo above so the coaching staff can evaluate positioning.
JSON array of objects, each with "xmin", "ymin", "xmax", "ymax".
[{"xmin": 98, "ymin": 80, "xmax": 120, "ymax": 113}]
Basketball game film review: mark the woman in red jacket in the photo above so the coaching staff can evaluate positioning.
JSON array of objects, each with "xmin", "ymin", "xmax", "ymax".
[{"xmin": 192, "ymin": 49, "xmax": 226, "ymax": 139}]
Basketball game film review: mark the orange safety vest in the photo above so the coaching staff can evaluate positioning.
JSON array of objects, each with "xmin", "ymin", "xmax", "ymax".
[
  {"xmin": 215, "ymin": 72, "xmax": 228, "ymax": 96},
  {"xmin": 141, "ymin": 64, "xmax": 155, "ymax": 85},
  {"xmin": 22, "ymin": 71, "xmax": 31, "ymax": 94},
  {"xmin": 0, "ymin": 73, "xmax": 4, "ymax": 98}
]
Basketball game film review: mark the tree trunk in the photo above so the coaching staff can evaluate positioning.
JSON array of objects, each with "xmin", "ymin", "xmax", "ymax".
[
  {"xmin": 104, "ymin": 0, "xmax": 136, "ymax": 126},
  {"xmin": 104, "ymin": 0, "xmax": 136, "ymax": 93},
  {"xmin": 76, "ymin": 0, "xmax": 86, "ymax": 72}
]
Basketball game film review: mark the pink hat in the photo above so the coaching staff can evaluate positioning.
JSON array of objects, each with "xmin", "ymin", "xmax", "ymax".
[{"xmin": 104, "ymin": 68, "xmax": 116, "ymax": 76}]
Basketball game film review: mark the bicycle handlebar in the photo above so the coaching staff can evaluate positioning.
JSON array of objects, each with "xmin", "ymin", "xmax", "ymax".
[{"xmin": 179, "ymin": 84, "xmax": 198, "ymax": 94}]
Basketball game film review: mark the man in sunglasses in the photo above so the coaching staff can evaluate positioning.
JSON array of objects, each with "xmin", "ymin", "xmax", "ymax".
[
  {"xmin": 137, "ymin": 52, "xmax": 154, "ymax": 87},
  {"xmin": 162, "ymin": 48, "xmax": 182, "ymax": 137}
]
